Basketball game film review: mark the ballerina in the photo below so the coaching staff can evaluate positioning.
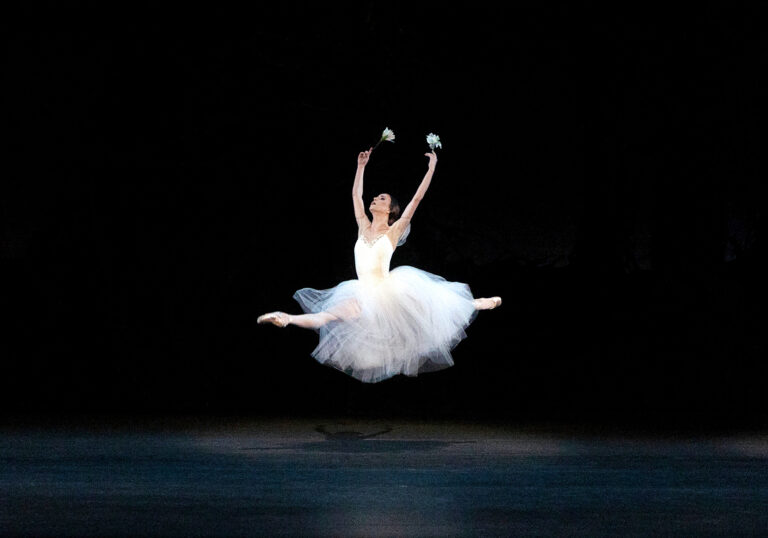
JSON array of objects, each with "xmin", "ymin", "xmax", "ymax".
[{"xmin": 258, "ymin": 147, "xmax": 501, "ymax": 383}]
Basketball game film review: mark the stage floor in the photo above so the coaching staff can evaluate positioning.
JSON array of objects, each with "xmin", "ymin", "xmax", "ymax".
[{"xmin": 1, "ymin": 417, "xmax": 767, "ymax": 536}]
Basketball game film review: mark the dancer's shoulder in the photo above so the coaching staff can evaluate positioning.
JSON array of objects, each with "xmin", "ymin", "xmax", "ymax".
[
  {"xmin": 388, "ymin": 218, "xmax": 408, "ymax": 237},
  {"xmin": 356, "ymin": 216, "xmax": 371, "ymax": 235},
  {"xmin": 388, "ymin": 219, "xmax": 411, "ymax": 246}
]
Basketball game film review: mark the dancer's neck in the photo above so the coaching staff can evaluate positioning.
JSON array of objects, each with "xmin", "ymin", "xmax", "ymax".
[{"xmin": 370, "ymin": 212, "xmax": 390, "ymax": 232}]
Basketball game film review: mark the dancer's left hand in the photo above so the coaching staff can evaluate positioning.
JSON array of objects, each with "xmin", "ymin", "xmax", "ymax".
[{"xmin": 424, "ymin": 151, "xmax": 437, "ymax": 168}]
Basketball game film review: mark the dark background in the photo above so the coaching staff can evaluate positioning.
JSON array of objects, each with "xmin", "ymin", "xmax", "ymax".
[{"xmin": 2, "ymin": 3, "xmax": 765, "ymax": 429}]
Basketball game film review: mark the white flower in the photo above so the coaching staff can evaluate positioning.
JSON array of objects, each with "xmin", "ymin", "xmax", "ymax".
[
  {"xmin": 426, "ymin": 133, "xmax": 442, "ymax": 150},
  {"xmin": 372, "ymin": 127, "xmax": 396, "ymax": 150}
]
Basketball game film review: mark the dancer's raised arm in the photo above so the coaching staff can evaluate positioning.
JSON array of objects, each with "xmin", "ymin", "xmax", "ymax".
[
  {"xmin": 394, "ymin": 151, "xmax": 437, "ymax": 228},
  {"xmin": 352, "ymin": 148, "xmax": 372, "ymax": 227}
]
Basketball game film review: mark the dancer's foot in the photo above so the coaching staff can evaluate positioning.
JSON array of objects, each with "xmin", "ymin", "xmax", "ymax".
[
  {"xmin": 474, "ymin": 297, "xmax": 502, "ymax": 310},
  {"xmin": 257, "ymin": 311, "xmax": 291, "ymax": 327}
]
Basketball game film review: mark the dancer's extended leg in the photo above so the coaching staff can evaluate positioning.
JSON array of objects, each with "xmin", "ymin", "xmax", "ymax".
[
  {"xmin": 258, "ymin": 299, "xmax": 361, "ymax": 329},
  {"xmin": 286, "ymin": 311, "xmax": 338, "ymax": 329},
  {"xmin": 257, "ymin": 311, "xmax": 335, "ymax": 328},
  {"xmin": 473, "ymin": 296, "xmax": 502, "ymax": 310}
]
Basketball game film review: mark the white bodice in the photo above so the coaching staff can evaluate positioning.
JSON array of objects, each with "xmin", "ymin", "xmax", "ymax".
[{"xmin": 354, "ymin": 234, "xmax": 394, "ymax": 282}]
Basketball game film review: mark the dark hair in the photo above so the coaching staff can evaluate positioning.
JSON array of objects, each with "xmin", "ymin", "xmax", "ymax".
[{"xmin": 388, "ymin": 195, "xmax": 401, "ymax": 225}]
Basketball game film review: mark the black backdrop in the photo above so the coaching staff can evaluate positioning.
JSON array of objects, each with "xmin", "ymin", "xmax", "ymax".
[{"xmin": 3, "ymin": 4, "xmax": 765, "ymax": 428}]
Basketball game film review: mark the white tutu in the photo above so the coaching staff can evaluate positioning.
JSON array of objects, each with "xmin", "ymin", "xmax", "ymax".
[{"xmin": 293, "ymin": 230, "xmax": 478, "ymax": 383}]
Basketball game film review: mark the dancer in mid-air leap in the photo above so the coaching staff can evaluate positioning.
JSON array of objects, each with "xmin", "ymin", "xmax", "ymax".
[{"xmin": 258, "ymin": 145, "xmax": 501, "ymax": 383}]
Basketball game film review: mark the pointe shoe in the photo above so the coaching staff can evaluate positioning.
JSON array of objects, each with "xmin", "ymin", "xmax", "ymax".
[
  {"xmin": 257, "ymin": 311, "xmax": 290, "ymax": 327},
  {"xmin": 489, "ymin": 297, "xmax": 502, "ymax": 309}
]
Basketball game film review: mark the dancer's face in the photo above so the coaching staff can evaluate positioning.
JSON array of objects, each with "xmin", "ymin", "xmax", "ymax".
[{"xmin": 369, "ymin": 193, "xmax": 391, "ymax": 214}]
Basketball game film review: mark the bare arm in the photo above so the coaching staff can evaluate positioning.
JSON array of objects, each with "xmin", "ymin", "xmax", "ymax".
[
  {"xmin": 352, "ymin": 148, "xmax": 372, "ymax": 228},
  {"xmin": 397, "ymin": 151, "xmax": 437, "ymax": 226}
]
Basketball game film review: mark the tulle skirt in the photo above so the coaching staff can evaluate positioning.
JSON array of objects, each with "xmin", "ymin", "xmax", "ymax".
[{"xmin": 293, "ymin": 266, "xmax": 478, "ymax": 383}]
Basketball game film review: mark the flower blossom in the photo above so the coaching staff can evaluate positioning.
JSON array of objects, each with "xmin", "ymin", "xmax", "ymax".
[
  {"xmin": 373, "ymin": 127, "xmax": 396, "ymax": 150},
  {"xmin": 426, "ymin": 133, "xmax": 442, "ymax": 150}
]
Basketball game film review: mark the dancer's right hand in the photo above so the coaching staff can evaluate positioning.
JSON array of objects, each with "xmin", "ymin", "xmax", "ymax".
[{"xmin": 358, "ymin": 148, "xmax": 372, "ymax": 167}]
